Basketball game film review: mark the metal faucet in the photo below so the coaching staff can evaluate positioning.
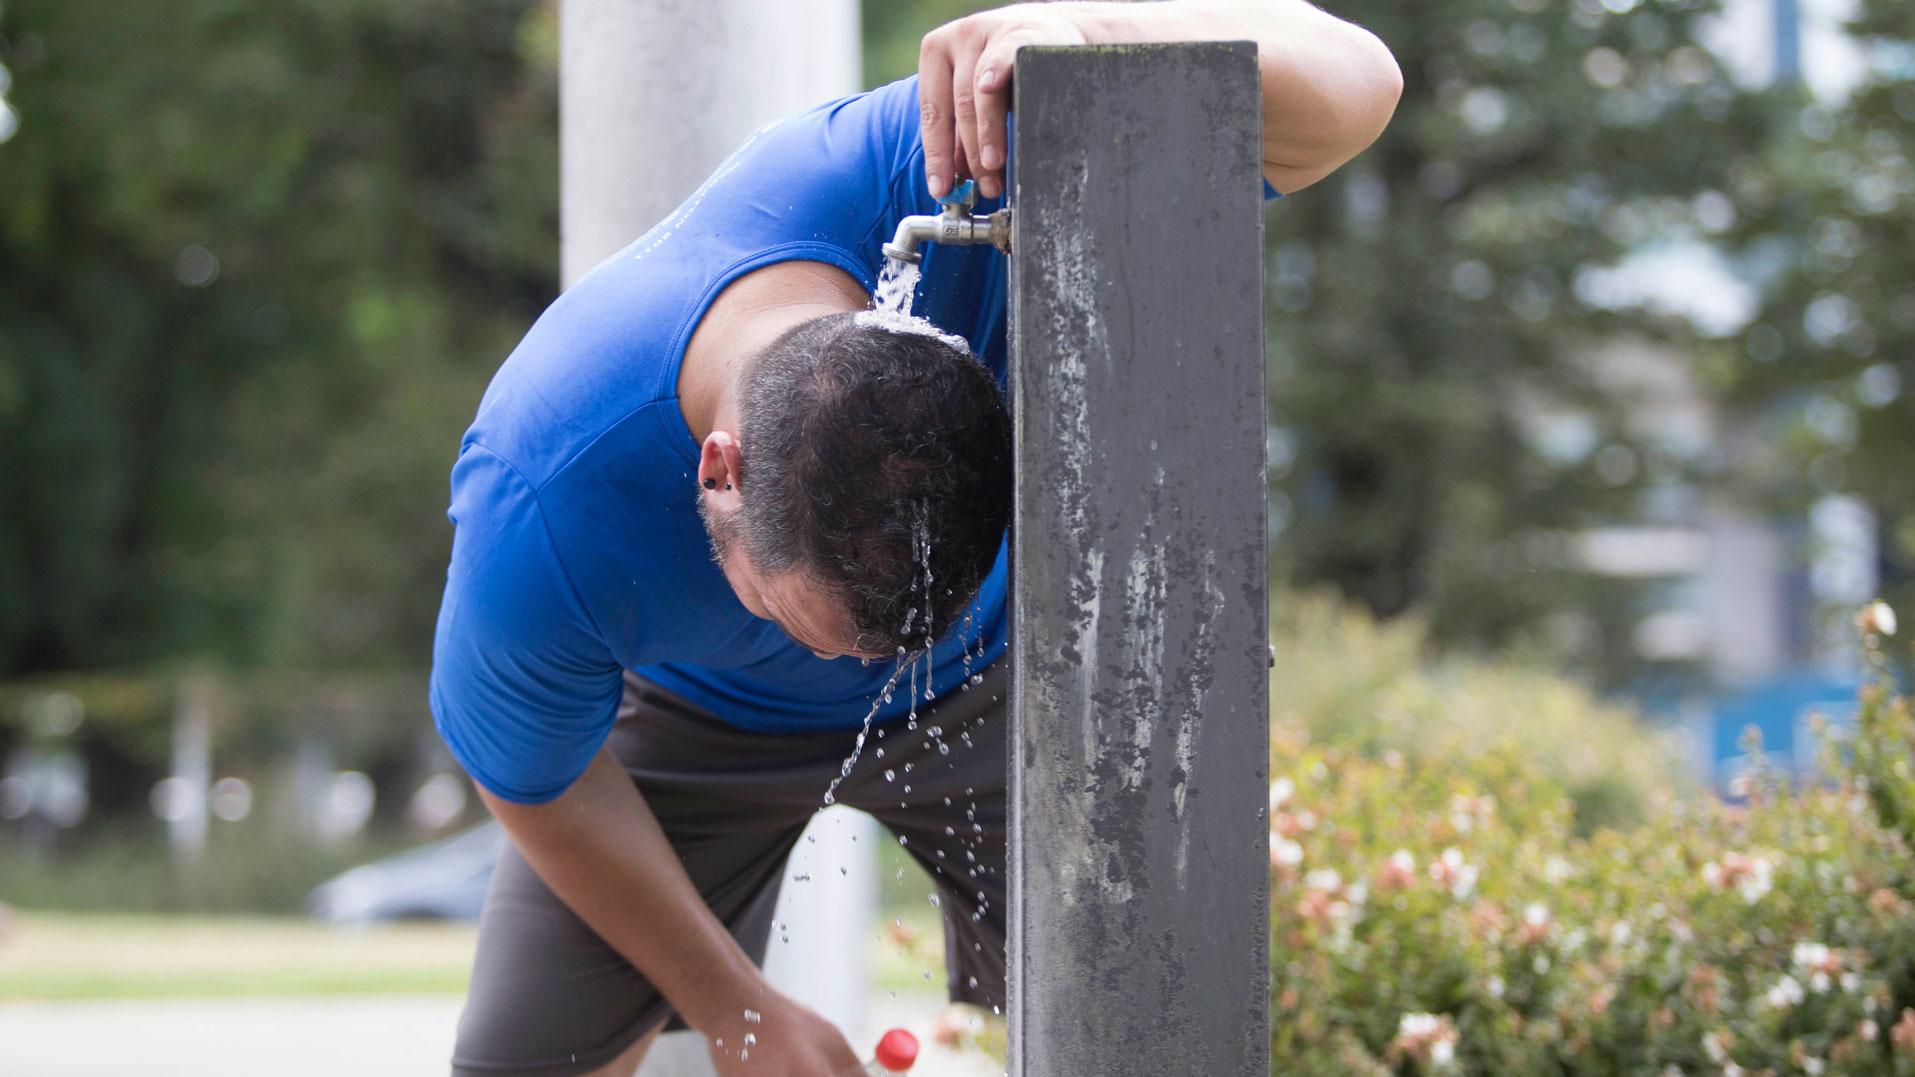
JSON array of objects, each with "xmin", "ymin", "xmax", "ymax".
[{"xmin": 882, "ymin": 180, "xmax": 1012, "ymax": 264}]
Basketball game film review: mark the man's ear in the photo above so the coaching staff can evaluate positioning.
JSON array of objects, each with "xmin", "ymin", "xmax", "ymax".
[{"xmin": 697, "ymin": 431, "xmax": 744, "ymax": 501}]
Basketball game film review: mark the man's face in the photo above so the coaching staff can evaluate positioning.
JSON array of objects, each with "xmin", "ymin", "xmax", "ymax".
[{"xmin": 700, "ymin": 498, "xmax": 877, "ymax": 661}]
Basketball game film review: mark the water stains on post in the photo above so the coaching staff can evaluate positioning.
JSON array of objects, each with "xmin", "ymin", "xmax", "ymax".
[{"xmin": 1008, "ymin": 42, "xmax": 1271, "ymax": 1076}]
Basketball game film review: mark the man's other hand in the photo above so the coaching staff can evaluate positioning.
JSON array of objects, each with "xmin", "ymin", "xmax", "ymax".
[
  {"xmin": 917, "ymin": 3, "xmax": 1088, "ymax": 202},
  {"xmin": 704, "ymin": 989, "xmax": 865, "ymax": 1077}
]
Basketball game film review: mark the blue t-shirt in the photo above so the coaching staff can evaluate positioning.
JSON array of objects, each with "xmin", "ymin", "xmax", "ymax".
[{"xmin": 430, "ymin": 76, "xmax": 1013, "ymax": 804}]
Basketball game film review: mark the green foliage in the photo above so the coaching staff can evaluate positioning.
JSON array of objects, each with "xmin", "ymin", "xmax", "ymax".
[
  {"xmin": 1272, "ymin": 592, "xmax": 1682, "ymax": 832},
  {"xmin": 0, "ymin": 0, "xmax": 558, "ymax": 676},
  {"xmin": 1267, "ymin": 625, "xmax": 1915, "ymax": 1074},
  {"xmin": 1264, "ymin": 0, "xmax": 1777, "ymax": 678}
]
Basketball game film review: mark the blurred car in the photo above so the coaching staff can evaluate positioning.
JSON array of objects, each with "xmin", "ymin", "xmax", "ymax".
[{"xmin": 306, "ymin": 821, "xmax": 503, "ymax": 924}]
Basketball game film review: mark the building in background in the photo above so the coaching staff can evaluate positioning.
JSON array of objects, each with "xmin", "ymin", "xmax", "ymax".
[{"xmin": 1568, "ymin": 0, "xmax": 1883, "ymax": 788}]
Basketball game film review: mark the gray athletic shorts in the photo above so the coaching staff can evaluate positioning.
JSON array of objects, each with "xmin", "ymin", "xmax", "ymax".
[{"xmin": 450, "ymin": 662, "xmax": 1009, "ymax": 1076}]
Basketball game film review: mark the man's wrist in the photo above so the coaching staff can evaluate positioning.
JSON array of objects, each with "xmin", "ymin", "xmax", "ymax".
[{"xmin": 672, "ymin": 952, "xmax": 770, "ymax": 1036}]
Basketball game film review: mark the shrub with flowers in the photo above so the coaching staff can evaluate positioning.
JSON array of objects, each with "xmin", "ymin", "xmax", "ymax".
[
  {"xmin": 1270, "ymin": 592, "xmax": 1686, "ymax": 834},
  {"xmin": 1269, "ymin": 601, "xmax": 1915, "ymax": 1074}
]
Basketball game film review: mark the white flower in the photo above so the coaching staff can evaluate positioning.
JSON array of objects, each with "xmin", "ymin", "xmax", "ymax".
[
  {"xmin": 1803, "ymin": 1058, "xmax": 1825, "ymax": 1076},
  {"xmin": 1701, "ymin": 1031, "xmax": 1728, "ymax": 1064},
  {"xmin": 1392, "ymin": 1012, "xmax": 1460, "ymax": 1071},
  {"xmin": 1390, "ymin": 849, "xmax": 1415, "ymax": 874},
  {"xmin": 1861, "ymin": 599, "xmax": 1896, "ymax": 637},
  {"xmin": 1305, "ymin": 868, "xmax": 1342, "ymax": 893},
  {"xmin": 1399, "ymin": 1012, "xmax": 1441, "ymax": 1039},
  {"xmin": 1268, "ymin": 777, "xmax": 1294, "ymax": 811},
  {"xmin": 1793, "ymin": 942, "xmax": 1828, "ymax": 969},
  {"xmin": 1430, "ymin": 847, "xmax": 1479, "ymax": 899},
  {"xmin": 1544, "ymin": 856, "xmax": 1572, "ymax": 884},
  {"xmin": 1485, "ymin": 976, "xmax": 1505, "ymax": 1000},
  {"xmin": 1270, "ymin": 835, "xmax": 1304, "ymax": 868},
  {"xmin": 1764, "ymin": 975, "xmax": 1805, "ymax": 1009},
  {"xmin": 1861, "ymin": 1019, "xmax": 1879, "ymax": 1042},
  {"xmin": 1524, "ymin": 902, "xmax": 1550, "ymax": 927},
  {"xmin": 1609, "ymin": 920, "xmax": 1633, "ymax": 947}
]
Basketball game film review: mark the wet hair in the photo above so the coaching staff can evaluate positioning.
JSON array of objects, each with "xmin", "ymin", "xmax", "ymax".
[{"xmin": 733, "ymin": 311, "xmax": 1011, "ymax": 655}]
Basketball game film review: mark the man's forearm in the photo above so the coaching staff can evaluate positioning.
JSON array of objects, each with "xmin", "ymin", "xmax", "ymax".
[
  {"xmin": 476, "ymin": 746, "xmax": 761, "ymax": 1034},
  {"xmin": 917, "ymin": 1, "xmax": 1401, "ymax": 200},
  {"xmin": 1067, "ymin": 0, "xmax": 1403, "ymax": 193}
]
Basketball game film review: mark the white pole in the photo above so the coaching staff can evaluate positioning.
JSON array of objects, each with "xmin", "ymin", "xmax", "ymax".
[
  {"xmin": 559, "ymin": 0, "xmax": 861, "ymax": 288},
  {"xmin": 559, "ymin": 3, "xmax": 870, "ymax": 1071},
  {"xmin": 168, "ymin": 677, "xmax": 213, "ymax": 866}
]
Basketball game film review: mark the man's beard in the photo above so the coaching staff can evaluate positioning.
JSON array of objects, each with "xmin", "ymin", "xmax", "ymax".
[{"xmin": 697, "ymin": 495, "xmax": 740, "ymax": 569}]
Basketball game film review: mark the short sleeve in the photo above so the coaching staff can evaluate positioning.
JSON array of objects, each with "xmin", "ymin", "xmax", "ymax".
[{"xmin": 429, "ymin": 445, "xmax": 624, "ymax": 805}]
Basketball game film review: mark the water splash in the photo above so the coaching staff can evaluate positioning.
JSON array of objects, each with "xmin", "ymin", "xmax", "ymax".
[
  {"xmin": 857, "ymin": 257, "xmax": 970, "ymax": 352},
  {"xmin": 872, "ymin": 255, "xmax": 919, "ymax": 315},
  {"xmin": 821, "ymin": 653, "xmax": 914, "ymax": 807}
]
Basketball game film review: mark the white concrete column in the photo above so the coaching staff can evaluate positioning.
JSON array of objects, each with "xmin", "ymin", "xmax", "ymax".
[
  {"xmin": 560, "ymin": 4, "xmax": 870, "ymax": 1073},
  {"xmin": 560, "ymin": 0, "xmax": 861, "ymax": 286}
]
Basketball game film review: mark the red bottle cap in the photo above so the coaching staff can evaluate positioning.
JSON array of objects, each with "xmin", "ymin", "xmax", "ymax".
[{"xmin": 874, "ymin": 1028, "xmax": 919, "ymax": 1072}]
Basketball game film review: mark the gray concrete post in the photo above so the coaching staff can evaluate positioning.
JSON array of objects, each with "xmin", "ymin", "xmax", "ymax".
[{"xmin": 1008, "ymin": 44, "xmax": 1271, "ymax": 1075}]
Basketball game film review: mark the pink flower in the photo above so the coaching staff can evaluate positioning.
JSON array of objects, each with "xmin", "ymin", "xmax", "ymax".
[
  {"xmin": 1701, "ymin": 852, "xmax": 1773, "ymax": 903},
  {"xmin": 1374, "ymin": 849, "xmax": 1417, "ymax": 891},
  {"xmin": 1891, "ymin": 1009, "xmax": 1915, "ymax": 1056}
]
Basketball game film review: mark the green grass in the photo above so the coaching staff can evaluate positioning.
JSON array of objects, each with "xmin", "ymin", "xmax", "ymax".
[{"xmin": 0, "ymin": 913, "xmax": 476, "ymax": 1000}]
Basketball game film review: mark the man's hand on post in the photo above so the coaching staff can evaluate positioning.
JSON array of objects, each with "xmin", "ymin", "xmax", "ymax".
[
  {"xmin": 916, "ymin": 3, "xmax": 1089, "ymax": 201},
  {"xmin": 918, "ymin": 1, "xmax": 1403, "ymax": 198}
]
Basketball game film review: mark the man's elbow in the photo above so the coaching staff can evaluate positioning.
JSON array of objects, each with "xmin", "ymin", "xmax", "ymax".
[
  {"xmin": 1344, "ymin": 26, "xmax": 1403, "ymax": 159},
  {"xmin": 1263, "ymin": 31, "xmax": 1402, "ymax": 193}
]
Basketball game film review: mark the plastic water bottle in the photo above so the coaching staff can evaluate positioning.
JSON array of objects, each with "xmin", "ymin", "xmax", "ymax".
[{"xmin": 866, "ymin": 1028, "xmax": 919, "ymax": 1074}]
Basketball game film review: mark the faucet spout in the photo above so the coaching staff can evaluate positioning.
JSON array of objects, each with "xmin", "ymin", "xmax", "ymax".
[{"xmin": 881, "ymin": 180, "xmax": 1012, "ymax": 264}]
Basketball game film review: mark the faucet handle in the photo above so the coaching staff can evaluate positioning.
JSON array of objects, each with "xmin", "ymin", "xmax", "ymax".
[{"xmin": 937, "ymin": 178, "xmax": 978, "ymax": 213}]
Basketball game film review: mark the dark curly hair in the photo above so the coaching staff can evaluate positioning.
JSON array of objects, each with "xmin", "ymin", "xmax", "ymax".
[{"xmin": 733, "ymin": 311, "xmax": 1011, "ymax": 655}]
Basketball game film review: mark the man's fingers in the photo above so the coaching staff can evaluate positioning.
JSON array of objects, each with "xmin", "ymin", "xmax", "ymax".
[
  {"xmin": 949, "ymin": 40, "xmax": 986, "ymax": 200},
  {"xmin": 973, "ymin": 38, "xmax": 1022, "ymax": 199},
  {"xmin": 918, "ymin": 32, "xmax": 956, "ymax": 199}
]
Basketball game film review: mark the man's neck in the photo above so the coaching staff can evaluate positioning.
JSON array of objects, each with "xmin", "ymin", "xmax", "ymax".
[{"xmin": 679, "ymin": 260, "xmax": 870, "ymax": 441}]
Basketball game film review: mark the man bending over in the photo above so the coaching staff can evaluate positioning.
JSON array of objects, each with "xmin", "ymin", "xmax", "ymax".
[{"xmin": 430, "ymin": 3, "xmax": 1400, "ymax": 1074}]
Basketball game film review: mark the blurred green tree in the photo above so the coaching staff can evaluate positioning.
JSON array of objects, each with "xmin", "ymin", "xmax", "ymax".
[
  {"xmin": 869, "ymin": 1, "xmax": 1774, "ymax": 680},
  {"xmin": 0, "ymin": 0, "xmax": 1794, "ymax": 685},
  {"xmin": 0, "ymin": 0, "xmax": 559, "ymax": 675},
  {"xmin": 1722, "ymin": 0, "xmax": 1915, "ymax": 620}
]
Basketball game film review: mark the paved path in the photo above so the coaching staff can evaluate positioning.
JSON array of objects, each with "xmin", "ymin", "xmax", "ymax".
[{"xmin": 0, "ymin": 993, "xmax": 1002, "ymax": 1076}]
